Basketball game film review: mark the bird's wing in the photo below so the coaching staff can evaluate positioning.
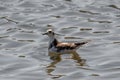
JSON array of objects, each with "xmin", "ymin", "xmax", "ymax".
[
  {"xmin": 56, "ymin": 42, "xmax": 88, "ymax": 52},
  {"xmin": 57, "ymin": 42, "xmax": 75, "ymax": 47},
  {"xmin": 74, "ymin": 42, "xmax": 88, "ymax": 47},
  {"xmin": 56, "ymin": 42, "xmax": 76, "ymax": 51}
]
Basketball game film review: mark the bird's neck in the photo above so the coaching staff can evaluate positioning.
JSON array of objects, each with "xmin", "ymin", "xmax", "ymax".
[
  {"xmin": 49, "ymin": 36, "xmax": 58, "ymax": 49},
  {"xmin": 49, "ymin": 36, "xmax": 55, "ymax": 43}
]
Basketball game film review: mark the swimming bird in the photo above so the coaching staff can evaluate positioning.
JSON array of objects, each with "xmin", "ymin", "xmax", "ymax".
[{"xmin": 43, "ymin": 29, "xmax": 88, "ymax": 53}]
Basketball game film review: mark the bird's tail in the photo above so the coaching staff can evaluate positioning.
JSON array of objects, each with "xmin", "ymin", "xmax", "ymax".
[{"xmin": 75, "ymin": 41, "xmax": 88, "ymax": 46}]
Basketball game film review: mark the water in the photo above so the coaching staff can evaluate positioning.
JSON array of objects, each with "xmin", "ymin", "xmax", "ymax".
[{"xmin": 0, "ymin": 0, "xmax": 120, "ymax": 80}]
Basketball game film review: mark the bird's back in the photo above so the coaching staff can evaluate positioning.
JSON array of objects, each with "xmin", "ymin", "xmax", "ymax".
[
  {"xmin": 54, "ymin": 41, "xmax": 88, "ymax": 52},
  {"xmin": 74, "ymin": 42, "xmax": 88, "ymax": 47}
]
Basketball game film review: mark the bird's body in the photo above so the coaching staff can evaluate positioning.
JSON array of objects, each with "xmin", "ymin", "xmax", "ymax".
[{"xmin": 43, "ymin": 29, "xmax": 88, "ymax": 53}]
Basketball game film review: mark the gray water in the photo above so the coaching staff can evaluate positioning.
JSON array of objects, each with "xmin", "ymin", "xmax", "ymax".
[{"xmin": 0, "ymin": 0, "xmax": 120, "ymax": 80}]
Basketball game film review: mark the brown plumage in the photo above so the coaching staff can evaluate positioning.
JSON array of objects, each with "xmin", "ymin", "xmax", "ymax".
[{"xmin": 56, "ymin": 42, "xmax": 88, "ymax": 52}]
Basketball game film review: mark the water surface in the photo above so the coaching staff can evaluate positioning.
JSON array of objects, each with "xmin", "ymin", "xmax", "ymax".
[{"xmin": 0, "ymin": 0, "xmax": 120, "ymax": 80}]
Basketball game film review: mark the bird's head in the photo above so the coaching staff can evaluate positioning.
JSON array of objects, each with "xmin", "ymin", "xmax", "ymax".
[{"xmin": 42, "ymin": 29, "xmax": 55, "ymax": 37}]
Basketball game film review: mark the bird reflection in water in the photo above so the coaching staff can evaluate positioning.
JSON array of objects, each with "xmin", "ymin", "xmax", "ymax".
[{"xmin": 46, "ymin": 51, "xmax": 86, "ymax": 79}]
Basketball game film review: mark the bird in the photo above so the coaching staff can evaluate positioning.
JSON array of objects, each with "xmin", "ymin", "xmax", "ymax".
[{"xmin": 43, "ymin": 29, "xmax": 88, "ymax": 53}]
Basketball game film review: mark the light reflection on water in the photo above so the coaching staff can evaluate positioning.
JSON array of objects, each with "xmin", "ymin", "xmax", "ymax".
[{"xmin": 46, "ymin": 51, "xmax": 86, "ymax": 79}]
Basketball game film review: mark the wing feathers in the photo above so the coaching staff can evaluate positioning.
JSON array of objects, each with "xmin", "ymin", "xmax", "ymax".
[
  {"xmin": 74, "ymin": 42, "xmax": 88, "ymax": 47},
  {"xmin": 56, "ymin": 42, "xmax": 87, "ymax": 52}
]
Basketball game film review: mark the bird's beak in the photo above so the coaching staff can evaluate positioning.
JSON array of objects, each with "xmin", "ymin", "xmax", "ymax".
[{"xmin": 42, "ymin": 32, "xmax": 48, "ymax": 35}]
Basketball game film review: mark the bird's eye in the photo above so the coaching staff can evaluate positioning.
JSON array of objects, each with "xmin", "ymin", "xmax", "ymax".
[{"xmin": 49, "ymin": 31, "xmax": 52, "ymax": 33}]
